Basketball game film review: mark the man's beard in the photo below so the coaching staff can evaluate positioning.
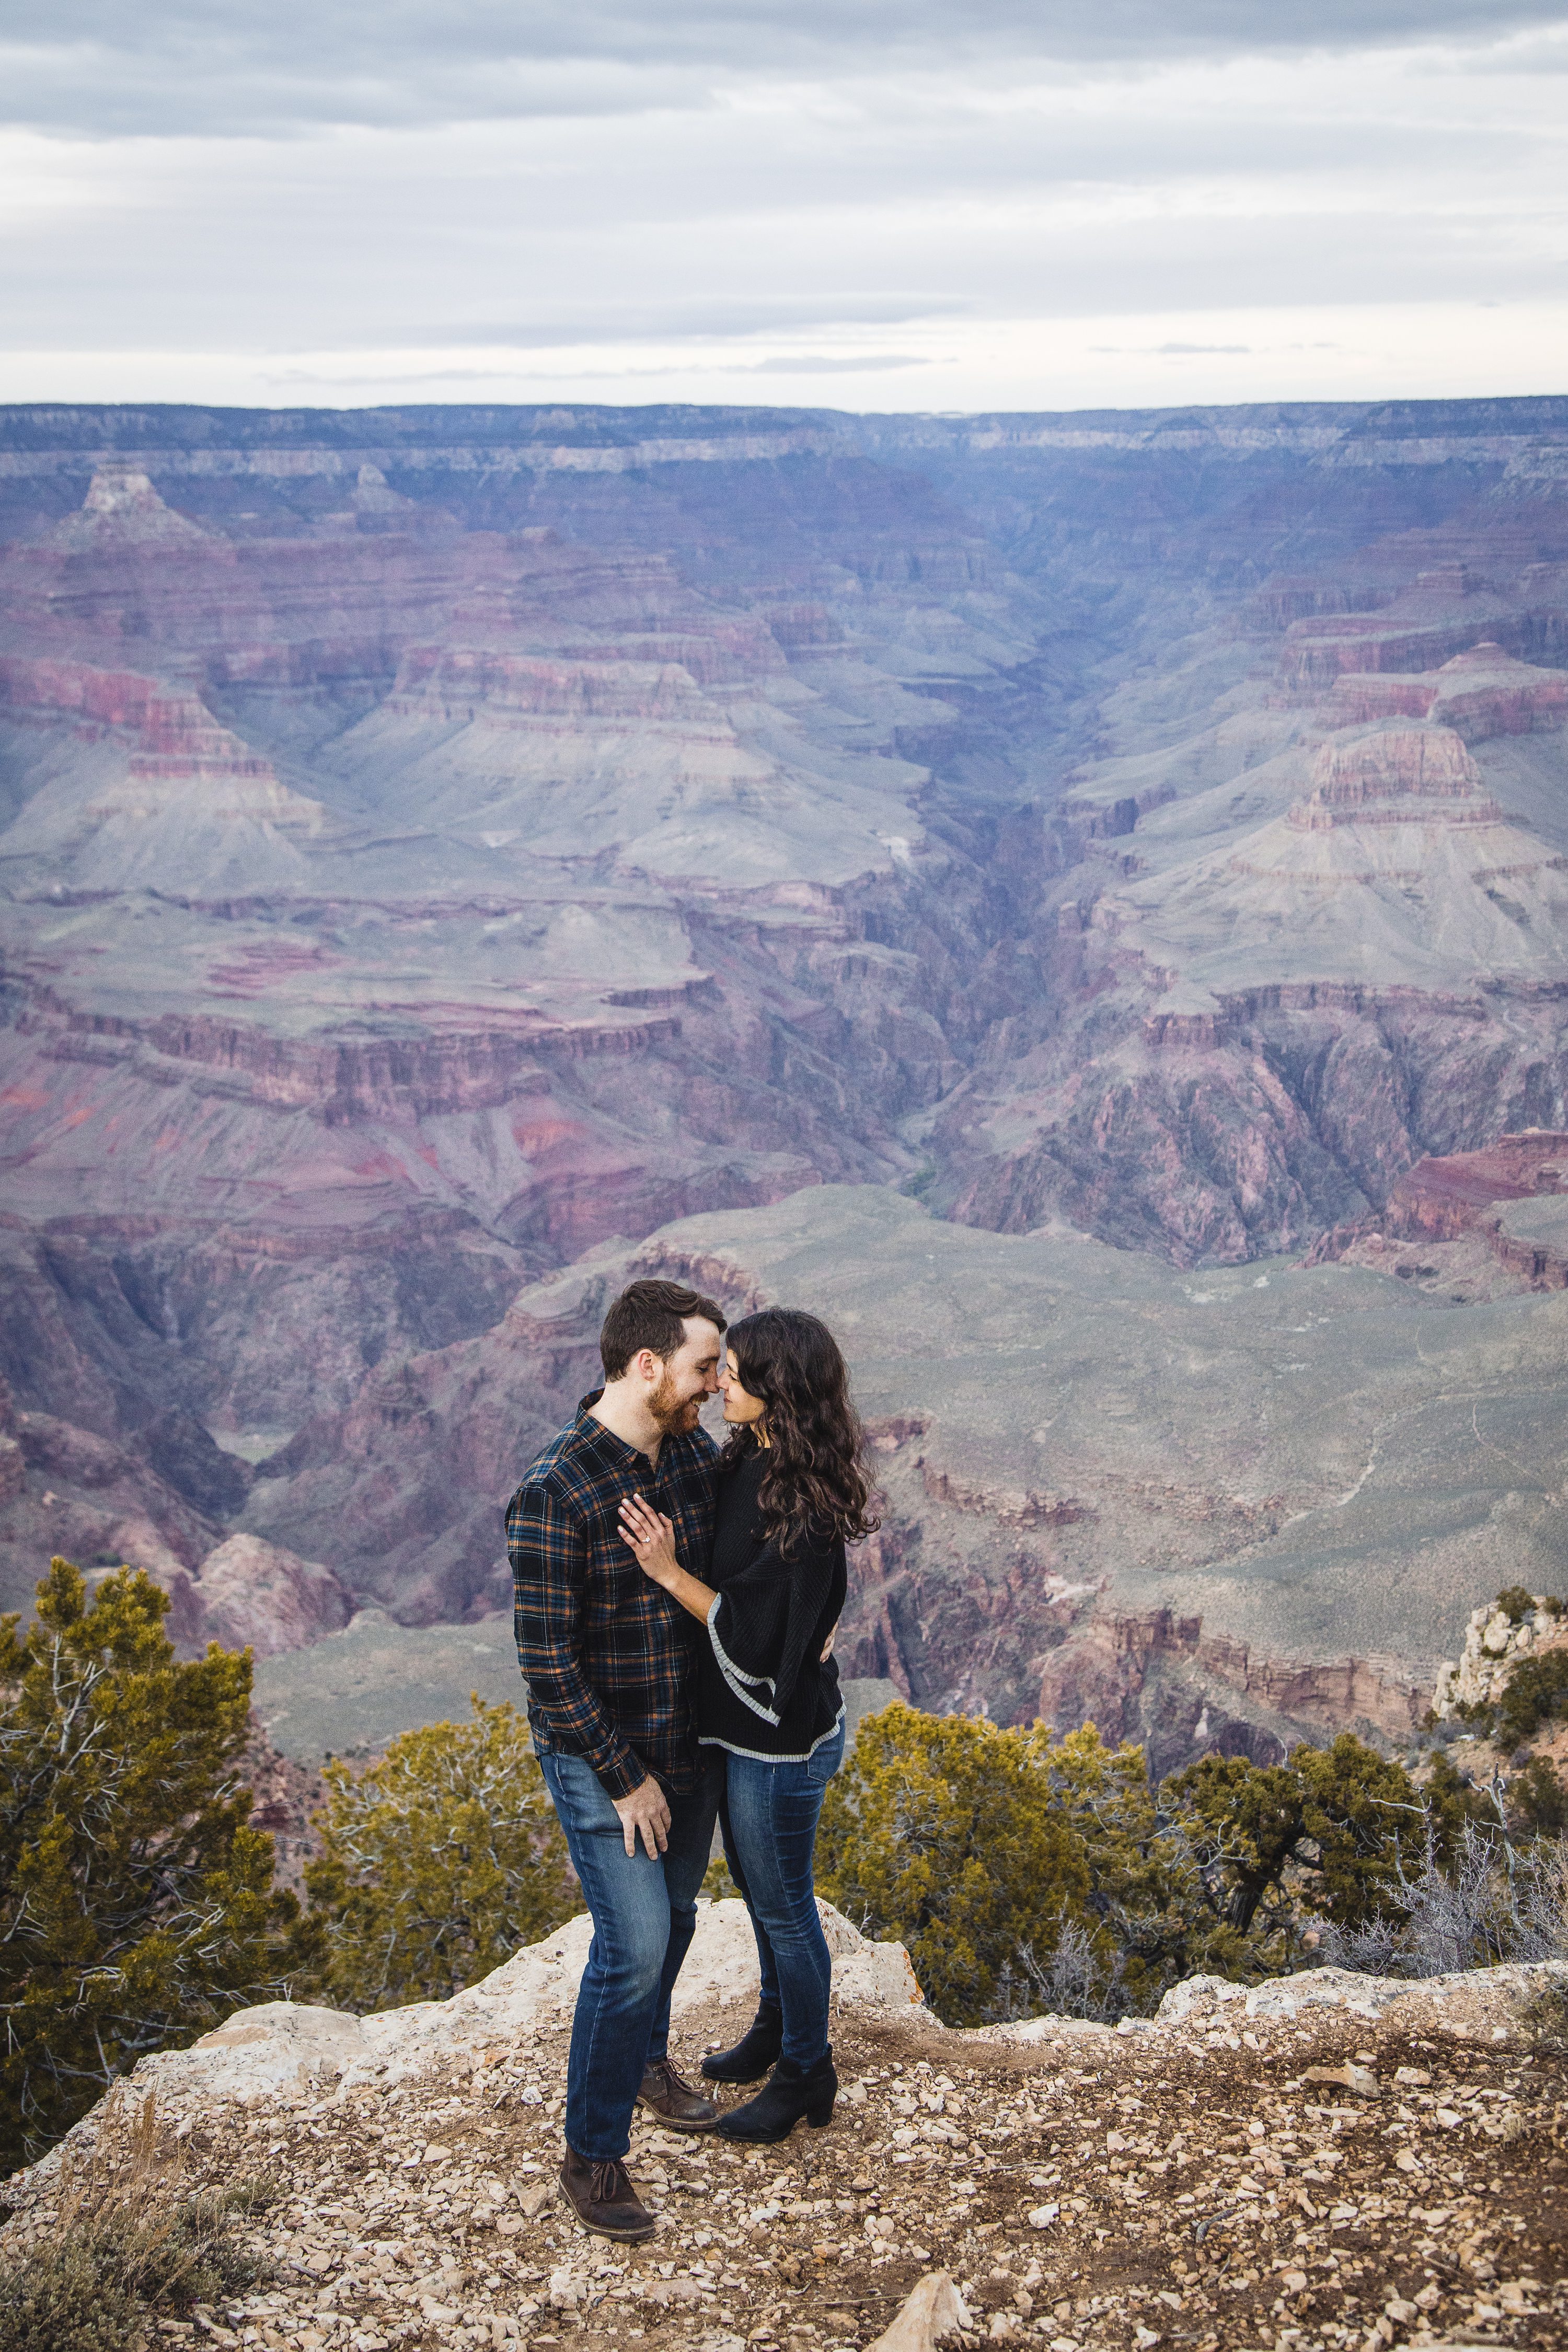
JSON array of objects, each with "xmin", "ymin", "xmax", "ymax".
[{"xmin": 649, "ymin": 1371, "xmax": 703, "ymax": 1435}]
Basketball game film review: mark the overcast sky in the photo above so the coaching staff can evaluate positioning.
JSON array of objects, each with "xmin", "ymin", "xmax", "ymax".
[{"xmin": 2, "ymin": 1, "xmax": 1565, "ymax": 412}]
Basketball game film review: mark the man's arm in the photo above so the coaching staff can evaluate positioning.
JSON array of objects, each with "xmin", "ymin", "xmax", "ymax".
[{"xmin": 508, "ymin": 1480, "xmax": 668, "ymax": 1855}]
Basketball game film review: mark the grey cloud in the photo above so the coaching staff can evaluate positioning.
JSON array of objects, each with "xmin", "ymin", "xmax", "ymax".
[
  {"xmin": 727, "ymin": 353, "xmax": 933, "ymax": 373},
  {"xmin": 271, "ymin": 352, "xmax": 933, "ymax": 388},
  {"xmin": 427, "ymin": 298, "xmax": 969, "ymax": 351},
  {"xmin": 6, "ymin": 152, "xmax": 1558, "ymax": 361},
  {"xmin": 4, "ymin": 1, "xmax": 1565, "ymax": 137}
]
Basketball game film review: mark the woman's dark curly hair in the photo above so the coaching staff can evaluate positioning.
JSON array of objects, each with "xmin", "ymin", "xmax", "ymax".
[{"xmin": 720, "ymin": 1306, "xmax": 880, "ymax": 1556}]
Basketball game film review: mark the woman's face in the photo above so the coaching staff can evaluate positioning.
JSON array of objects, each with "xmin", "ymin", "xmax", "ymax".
[{"xmin": 719, "ymin": 1349, "xmax": 768, "ymax": 1427}]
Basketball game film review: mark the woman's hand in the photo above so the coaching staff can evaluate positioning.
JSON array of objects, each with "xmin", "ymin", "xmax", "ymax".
[{"xmin": 619, "ymin": 1492, "xmax": 682, "ymax": 1588}]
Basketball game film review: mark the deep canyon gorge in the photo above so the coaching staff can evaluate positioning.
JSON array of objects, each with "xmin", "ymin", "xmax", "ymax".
[{"xmin": 4, "ymin": 395, "xmax": 1568, "ymax": 1763}]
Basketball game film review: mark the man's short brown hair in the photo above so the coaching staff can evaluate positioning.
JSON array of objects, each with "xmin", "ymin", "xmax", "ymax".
[{"xmin": 599, "ymin": 1278, "xmax": 727, "ymax": 1381}]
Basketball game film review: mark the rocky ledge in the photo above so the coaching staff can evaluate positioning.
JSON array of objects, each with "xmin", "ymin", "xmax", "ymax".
[
  {"xmin": 5, "ymin": 1903, "xmax": 1564, "ymax": 2352},
  {"xmin": 1433, "ymin": 1595, "xmax": 1568, "ymax": 1720}
]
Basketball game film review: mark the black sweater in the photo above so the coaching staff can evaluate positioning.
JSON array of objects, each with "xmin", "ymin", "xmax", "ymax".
[{"xmin": 696, "ymin": 1446, "xmax": 846, "ymax": 1761}]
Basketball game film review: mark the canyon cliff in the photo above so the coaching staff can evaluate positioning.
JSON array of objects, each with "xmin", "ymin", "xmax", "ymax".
[{"xmin": 3, "ymin": 397, "xmax": 1568, "ymax": 1745}]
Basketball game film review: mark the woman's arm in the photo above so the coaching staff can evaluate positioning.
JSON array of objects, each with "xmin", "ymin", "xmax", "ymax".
[
  {"xmin": 618, "ymin": 1492, "xmax": 717, "ymax": 1625},
  {"xmin": 705, "ymin": 1536, "xmax": 840, "ymax": 1725}
]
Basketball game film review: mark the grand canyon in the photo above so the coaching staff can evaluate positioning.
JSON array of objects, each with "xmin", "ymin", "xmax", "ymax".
[{"xmin": 4, "ymin": 395, "xmax": 1568, "ymax": 1767}]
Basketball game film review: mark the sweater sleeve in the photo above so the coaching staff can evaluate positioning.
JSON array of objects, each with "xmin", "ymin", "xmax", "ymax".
[{"xmin": 707, "ymin": 1537, "xmax": 839, "ymax": 1726}]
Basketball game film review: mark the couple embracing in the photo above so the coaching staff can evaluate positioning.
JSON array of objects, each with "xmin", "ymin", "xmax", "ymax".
[{"xmin": 506, "ymin": 1278, "xmax": 876, "ymax": 2245}]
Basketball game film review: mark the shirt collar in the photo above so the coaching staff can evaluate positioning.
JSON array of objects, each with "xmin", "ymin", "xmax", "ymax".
[{"xmin": 577, "ymin": 1389, "xmax": 660, "ymax": 1468}]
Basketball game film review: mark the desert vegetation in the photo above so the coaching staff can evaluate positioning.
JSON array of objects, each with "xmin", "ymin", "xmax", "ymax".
[
  {"xmin": 303, "ymin": 1701, "xmax": 577, "ymax": 2012},
  {"xmin": 0, "ymin": 2087, "xmax": 269, "ymax": 2352},
  {"xmin": 0, "ymin": 1561, "xmax": 320, "ymax": 2171},
  {"xmin": 817, "ymin": 1698, "xmax": 1568, "ymax": 2029},
  {"xmin": 4, "ymin": 1561, "xmax": 1565, "ymax": 2181}
]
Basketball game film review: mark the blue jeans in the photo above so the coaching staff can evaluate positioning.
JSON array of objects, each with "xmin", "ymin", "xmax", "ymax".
[
  {"xmin": 538, "ymin": 1751, "xmax": 721, "ymax": 2162},
  {"xmin": 718, "ymin": 1720, "xmax": 845, "ymax": 2067}
]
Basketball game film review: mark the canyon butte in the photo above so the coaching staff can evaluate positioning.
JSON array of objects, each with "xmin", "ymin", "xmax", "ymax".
[{"xmin": 3, "ymin": 395, "xmax": 1568, "ymax": 1763}]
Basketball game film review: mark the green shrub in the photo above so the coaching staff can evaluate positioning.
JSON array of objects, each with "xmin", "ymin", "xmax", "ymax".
[
  {"xmin": 0, "ymin": 1562, "xmax": 320, "ymax": 2169},
  {"xmin": 1495, "ymin": 1651, "xmax": 1568, "ymax": 1747},
  {"xmin": 1511, "ymin": 1755, "xmax": 1568, "ymax": 1837},
  {"xmin": 702, "ymin": 1851, "xmax": 739, "ymax": 1900},
  {"xmin": 815, "ymin": 1701, "xmax": 1091, "ymax": 2025},
  {"xmin": 818, "ymin": 1707, "xmax": 1440, "ymax": 2026},
  {"xmin": 304, "ymin": 1697, "xmax": 578, "ymax": 2009}
]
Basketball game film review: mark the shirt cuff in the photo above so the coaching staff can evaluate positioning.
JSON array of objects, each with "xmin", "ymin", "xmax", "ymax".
[{"xmin": 593, "ymin": 1745, "xmax": 649, "ymax": 1800}]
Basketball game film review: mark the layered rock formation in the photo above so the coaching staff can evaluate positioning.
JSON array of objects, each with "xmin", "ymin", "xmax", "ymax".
[
  {"xmin": 6, "ymin": 1899, "xmax": 1564, "ymax": 2351},
  {"xmin": 42, "ymin": 459, "xmax": 212, "ymax": 551},
  {"xmin": 1326, "ymin": 643, "xmax": 1568, "ymax": 739},
  {"xmin": 0, "ymin": 1365, "xmax": 349, "ymax": 1646},
  {"xmin": 927, "ymin": 516, "xmax": 1568, "ymax": 1265},
  {"xmin": 1308, "ymin": 1132, "xmax": 1568, "ymax": 1296},
  {"xmin": 5, "ymin": 397, "xmax": 1568, "ymax": 1721},
  {"xmin": 0, "ymin": 440, "xmax": 995, "ymax": 1478}
]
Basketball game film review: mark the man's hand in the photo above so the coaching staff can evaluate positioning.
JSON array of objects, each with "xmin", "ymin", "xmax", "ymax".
[{"xmin": 613, "ymin": 1772, "xmax": 672, "ymax": 1859}]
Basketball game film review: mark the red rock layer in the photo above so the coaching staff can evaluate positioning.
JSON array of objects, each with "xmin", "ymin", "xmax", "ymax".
[
  {"xmin": 388, "ymin": 644, "xmax": 716, "ymax": 723},
  {"xmin": 1327, "ymin": 643, "xmax": 1568, "ymax": 740},
  {"xmin": 1389, "ymin": 1131, "xmax": 1568, "ymax": 1227},
  {"xmin": 1306, "ymin": 1137, "xmax": 1568, "ymax": 1288},
  {"xmin": 0, "ymin": 654, "xmax": 285, "ymax": 788},
  {"xmin": 1287, "ymin": 727, "xmax": 1503, "ymax": 829}
]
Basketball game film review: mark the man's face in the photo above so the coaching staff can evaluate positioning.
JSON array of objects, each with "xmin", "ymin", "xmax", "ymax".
[{"xmin": 647, "ymin": 1318, "xmax": 724, "ymax": 1435}]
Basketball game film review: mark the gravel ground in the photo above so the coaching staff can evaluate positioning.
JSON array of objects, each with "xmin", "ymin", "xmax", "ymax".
[{"xmin": 8, "ymin": 1974, "xmax": 1564, "ymax": 2352}]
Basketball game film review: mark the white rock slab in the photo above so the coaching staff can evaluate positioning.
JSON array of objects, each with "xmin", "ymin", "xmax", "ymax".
[{"xmin": 867, "ymin": 2272, "xmax": 972, "ymax": 2352}]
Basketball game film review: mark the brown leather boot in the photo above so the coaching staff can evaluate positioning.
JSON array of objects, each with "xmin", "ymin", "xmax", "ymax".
[
  {"xmin": 638, "ymin": 2055, "xmax": 719, "ymax": 2132},
  {"xmin": 558, "ymin": 2147, "xmax": 657, "ymax": 2243}
]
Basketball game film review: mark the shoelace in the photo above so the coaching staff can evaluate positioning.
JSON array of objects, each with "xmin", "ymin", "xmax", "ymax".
[{"xmin": 590, "ymin": 2159, "xmax": 627, "ymax": 2207}]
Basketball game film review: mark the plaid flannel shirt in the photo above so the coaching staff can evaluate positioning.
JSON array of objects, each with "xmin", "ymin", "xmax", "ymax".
[{"xmin": 507, "ymin": 1393, "xmax": 719, "ymax": 1797}]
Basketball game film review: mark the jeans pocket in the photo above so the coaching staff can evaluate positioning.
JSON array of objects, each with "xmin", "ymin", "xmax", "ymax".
[{"xmin": 806, "ymin": 1730, "xmax": 845, "ymax": 1786}]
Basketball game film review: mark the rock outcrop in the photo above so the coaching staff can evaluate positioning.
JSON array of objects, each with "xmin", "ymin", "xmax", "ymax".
[
  {"xmin": 44, "ymin": 460, "xmax": 212, "ymax": 549},
  {"xmin": 1318, "ymin": 1132, "xmax": 1568, "ymax": 1293},
  {"xmin": 186, "ymin": 1532, "xmax": 354, "ymax": 1658},
  {"xmin": 5, "ymin": 1899, "xmax": 1564, "ymax": 2352},
  {"xmin": 1327, "ymin": 643, "xmax": 1568, "ymax": 741},
  {"xmin": 1433, "ymin": 1595, "xmax": 1568, "ymax": 1721},
  {"xmin": 0, "ymin": 1369, "xmax": 352, "ymax": 1647}
]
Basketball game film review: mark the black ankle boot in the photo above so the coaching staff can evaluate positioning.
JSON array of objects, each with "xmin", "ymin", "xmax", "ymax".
[
  {"xmin": 700, "ymin": 2004, "xmax": 783, "ymax": 2084},
  {"xmin": 716, "ymin": 2049, "xmax": 837, "ymax": 2142}
]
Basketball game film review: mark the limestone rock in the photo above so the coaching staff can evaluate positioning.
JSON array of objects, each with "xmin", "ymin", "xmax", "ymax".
[
  {"xmin": 161, "ymin": 2000, "xmax": 367, "ymax": 2104},
  {"xmin": 1433, "ymin": 1593, "xmax": 1568, "ymax": 1717},
  {"xmin": 46, "ymin": 463, "xmax": 212, "ymax": 549},
  {"xmin": 867, "ymin": 2272, "xmax": 971, "ymax": 2352}
]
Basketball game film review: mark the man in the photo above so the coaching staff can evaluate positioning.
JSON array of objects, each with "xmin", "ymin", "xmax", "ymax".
[{"xmin": 508, "ymin": 1276, "xmax": 728, "ymax": 2243}]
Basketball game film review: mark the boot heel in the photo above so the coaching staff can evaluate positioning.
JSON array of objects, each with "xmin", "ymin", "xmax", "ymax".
[{"xmin": 805, "ymin": 2100, "xmax": 836, "ymax": 2127}]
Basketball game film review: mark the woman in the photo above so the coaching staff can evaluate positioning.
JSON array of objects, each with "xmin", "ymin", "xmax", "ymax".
[{"xmin": 618, "ymin": 1306, "xmax": 877, "ymax": 2142}]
